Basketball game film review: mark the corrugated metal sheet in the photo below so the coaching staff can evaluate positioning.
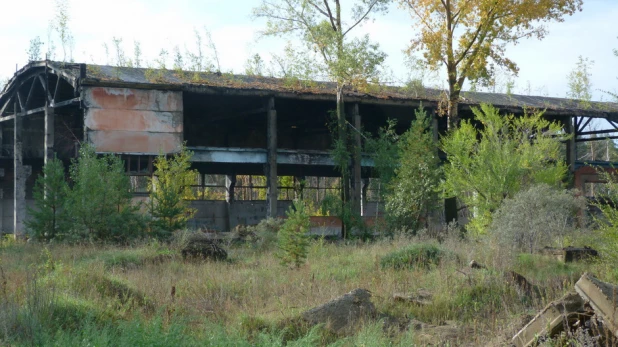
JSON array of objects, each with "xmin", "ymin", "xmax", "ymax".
[{"xmin": 84, "ymin": 87, "xmax": 183, "ymax": 154}]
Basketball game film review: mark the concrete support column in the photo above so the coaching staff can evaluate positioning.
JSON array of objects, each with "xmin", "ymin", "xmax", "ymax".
[
  {"xmin": 13, "ymin": 105, "xmax": 26, "ymax": 239},
  {"xmin": 225, "ymin": 174, "xmax": 236, "ymax": 231},
  {"xmin": 360, "ymin": 178, "xmax": 369, "ymax": 217},
  {"xmin": 351, "ymin": 104, "xmax": 362, "ymax": 216},
  {"xmin": 266, "ymin": 97, "xmax": 277, "ymax": 218},
  {"xmin": 44, "ymin": 106, "xmax": 55, "ymax": 165}
]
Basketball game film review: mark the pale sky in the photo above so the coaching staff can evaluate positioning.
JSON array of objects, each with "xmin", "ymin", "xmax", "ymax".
[{"xmin": 1, "ymin": 0, "xmax": 617, "ymax": 101}]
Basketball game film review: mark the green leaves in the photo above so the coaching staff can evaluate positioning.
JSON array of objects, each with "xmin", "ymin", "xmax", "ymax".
[
  {"xmin": 68, "ymin": 145, "xmax": 143, "ymax": 242},
  {"xmin": 277, "ymin": 200, "xmax": 311, "ymax": 268},
  {"xmin": 441, "ymin": 104, "xmax": 568, "ymax": 234},
  {"xmin": 26, "ymin": 157, "xmax": 69, "ymax": 241},
  {"xmin": 148, "ymin": 145, "xmax": 197, "ymax": 233}
]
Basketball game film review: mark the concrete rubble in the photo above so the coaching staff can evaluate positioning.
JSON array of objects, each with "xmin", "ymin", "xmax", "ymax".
[
  {"xmin": 512, "ymin": 272, "xmax": 617, "ymax": 347},
  {"xmin": 301, "ymin": 288, "xmax": 377, "ymax": 335}
]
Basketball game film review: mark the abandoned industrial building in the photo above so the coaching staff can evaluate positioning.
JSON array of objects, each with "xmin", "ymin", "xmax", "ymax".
[{"xmin": 1, "ymin": 60, "xmax": 618, "ymax": 238}]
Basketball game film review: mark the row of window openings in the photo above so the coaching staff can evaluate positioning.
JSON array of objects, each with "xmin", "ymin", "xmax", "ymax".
[{"xmin": 129, "ymin": 174, "xmax": 382, "ymax": 202}]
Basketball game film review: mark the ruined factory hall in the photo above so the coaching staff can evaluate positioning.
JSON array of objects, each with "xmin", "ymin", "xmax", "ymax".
[{"xmin": 1, "ymin": 61, "xmax": 618, "ymax": 237}]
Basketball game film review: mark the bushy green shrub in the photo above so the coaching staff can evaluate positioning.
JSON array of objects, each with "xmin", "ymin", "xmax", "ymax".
[
  {"xmin": 491, "ymin": 184, "xmax": 585, "ymax": 253},
  {"xmin": 380, "ymin": 243, "xmax": 443, "ymax": 270},
  {"xmin": 276, "ymin": 201, "xmax": 310, "ymax": 268}
]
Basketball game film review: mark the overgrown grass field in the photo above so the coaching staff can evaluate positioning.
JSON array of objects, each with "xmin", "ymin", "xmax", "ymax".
[{"xmin": 1, "ymin": 232, "xmax": 615, "ymax": 346}]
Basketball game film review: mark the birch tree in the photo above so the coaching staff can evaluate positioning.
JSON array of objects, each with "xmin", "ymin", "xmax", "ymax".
[
  {"xmin": 401, "ymin": 0, "xmax": 582, "ymax": 128},
  {"xmin": 253, "ymin": 0, "xmax": 388, "ymax": 220}
]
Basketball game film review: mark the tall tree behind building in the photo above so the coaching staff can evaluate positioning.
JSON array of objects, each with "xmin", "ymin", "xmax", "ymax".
[{"xmin": 401, "ymin": 0, "xmax": 583, "ymax": 128}]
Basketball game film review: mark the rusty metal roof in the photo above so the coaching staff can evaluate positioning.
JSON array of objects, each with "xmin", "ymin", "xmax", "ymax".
[{"xmin": 3, "ymin": 60, "xmax": 618, "ymax": 118}]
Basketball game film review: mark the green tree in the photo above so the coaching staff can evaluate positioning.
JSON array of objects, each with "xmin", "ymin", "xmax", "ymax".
[
  {"xmin": 67, "ymin": 145, "xmax": 143, "ymax": 242},
  {"xmin": 26, "ymin": 37, "xmax": 44, "ymax": 62},
  {"xmin": 253, "ymin": 0, "xmax": 388, "ymax": 226},
  {"xmin": 566, "ymin": 55, "xmax": 594, "ymax": 108},
  {"xmin": 441, "ymin": 104, "xmax": 568, "ymax": 234},
  {"xmin": 26, "ymin": 157, "xmax": 69, "ymax": 241},
  {"xmin": 401, "ymin": 0, "xmax": 582, "ymax": 128},
  {"xmin": 385, "ymin": 108, "xmax": 442, "ymax": 232},
  {"xmin": 277, "ymin": 200, "xmax": 310, "ymax": 268},
  {"xmin": 148, "ymin": 145, "xmax": 197, "ymax": 233}
]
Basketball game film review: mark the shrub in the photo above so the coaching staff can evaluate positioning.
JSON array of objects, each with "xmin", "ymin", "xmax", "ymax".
[
  {"xmin": 380, "ymin": 243, "xmax": 443, "ymax": 270},
  {"xmin": 491, "ymin": 184, "xmax": 586, "ymax": 253},
  {"xmin": 26, "ymin": 157, "xmax": 70, "ymax": 241},
  {"xmin": 248, "ymin": 217, "xmax": 284, "ymax": 250},
  {"xmin": 276, "ymin": 201, "xmax": 310, "ymax": 268}
]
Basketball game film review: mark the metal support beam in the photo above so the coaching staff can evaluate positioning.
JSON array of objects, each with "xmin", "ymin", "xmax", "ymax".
[
  {"xmin": 13, "ymin": 99, "xmax": 26, "ymax": 239},
  {"xmin": 45, "ymin": 106, "xmax": 55, "ymax": 165},
  {"xmin": 360, "ymin": 178, "xmax": 369, "ymax": 217},
  {"xmin": 266, "ymin": 97, "xmax": 277, "ymax": 218},
  {"xmin": 352, "ymin": 103, "xmax": 362, "ymax": 216},
  {"xmin": 225, "ymin": 174, "xmax": 236, "ymax": 231}
]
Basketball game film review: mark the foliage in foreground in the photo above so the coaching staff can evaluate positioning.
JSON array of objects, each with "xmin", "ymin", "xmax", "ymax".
[
  {"xmin": 27, "ymin": 145, "xmax": 144, "ymax": 242},
  {"xmin": 148, "ymin": 145, "xmax": 198, "ymax": 234},
  {"xmin": 26, "ymin": 157, "xmax": 69, "ymax": 241},
  {"xmin": 441, "ymin": 104, "xmax": 569, "ymax": 234},
  {"xmin": 379, "ymin": 243, "xmax": 443, "ymax": 270},
  {"xmin": 276, "ymin": 201, "xmax": 310, "ymax": 268},
  {"xmin": 592, "ymin": 170, "xmax": 618, "ymax": 262},
  {"xmin": 384, "ymin": 107, "xmax": 442, "ymax": 232},
  {"xmin": 68, "ymin": 145, "xmax": 144, "ymax": 242},
  {"xmin": 491, "ymin": 184, "xmax": 586, "ymax": 253}
]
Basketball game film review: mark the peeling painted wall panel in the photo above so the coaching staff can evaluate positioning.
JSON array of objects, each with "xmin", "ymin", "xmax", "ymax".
[
  {"xmin": 85, "ymin": 109, "xmax": 182, "ymax": 132},
  {"xmin": 88, "ymin": 130, "xmax": 181, "ymax": 153},
  {"xmin": 83, "ymin": 87, "xmax": 183, "ymax": 154},
  {"xmin": 84, "ymin": 87, "xmax": 182, "ymax": 111}
]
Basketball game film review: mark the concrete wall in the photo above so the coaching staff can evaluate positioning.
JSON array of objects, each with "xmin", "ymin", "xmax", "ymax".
[
  {"xmin": 187, "ymin": 200, "xmax": 294, "ymax": 231},
  {"xmin": 83, "ymin": 87, "xmax": 183, "ymax": 154}
]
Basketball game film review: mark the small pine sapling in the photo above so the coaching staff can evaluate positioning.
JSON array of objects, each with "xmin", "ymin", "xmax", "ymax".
[{"xmin": 277, "ymin": 200, "xmax": 310, "ymax": 268}]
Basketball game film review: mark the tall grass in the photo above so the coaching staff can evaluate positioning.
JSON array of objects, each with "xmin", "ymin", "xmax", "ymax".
[{"xmin": 1, "ymin": 233, "xmax": 615, "ymax": 346}]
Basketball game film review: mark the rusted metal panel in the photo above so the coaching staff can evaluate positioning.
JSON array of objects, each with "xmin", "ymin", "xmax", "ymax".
[
  {"xmin": 83, "ymin": 87, "xmax": 183, "ymax": 154},
  {"xmin": 83, "ymin": 87, "xmax": 182, "ymax": 111},
  {"xmin": 85, "ymin": 109, "xmax": 182, "ymax": 132},
  {"xmin": 88, "ymin": 130, "xmax": 181, "ymax": 154}
]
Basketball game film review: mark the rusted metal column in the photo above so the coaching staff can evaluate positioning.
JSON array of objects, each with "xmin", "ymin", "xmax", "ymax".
[
  {"xmin": 225, "ymin": 174, "xmax": 236, "ymax": 231},
  {"xmin": 352, "ymin": 104, "xmax": 362, "ymax": 216},
  {"xmin": 44, "ymin": 106, "xmax": 55, "ymax": 165},
  {"xmin": 13, "ymin": 101, "xmax": 26, "ymax": 239},
  {"xmin": 266, "ymin": 97, "xmax": 278, "ymax": 218}
]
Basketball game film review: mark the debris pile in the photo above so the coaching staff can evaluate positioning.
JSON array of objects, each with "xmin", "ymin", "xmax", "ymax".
[{"xmin": 512, "ymin": 272, "xmax": 617, "ymax": 346}]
